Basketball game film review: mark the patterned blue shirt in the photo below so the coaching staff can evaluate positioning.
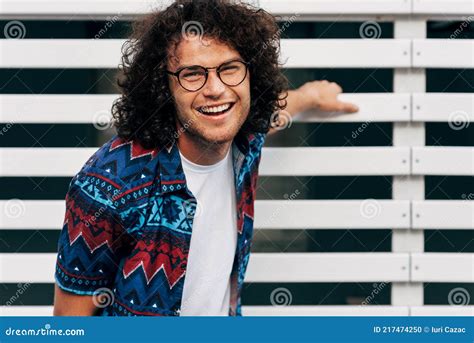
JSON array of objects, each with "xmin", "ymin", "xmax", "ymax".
[{"xmin": 55, "ymin": 131, "xmax": 266, "ymax": 316}]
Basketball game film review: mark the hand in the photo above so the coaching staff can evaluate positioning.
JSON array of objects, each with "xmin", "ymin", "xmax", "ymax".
[{"xmin": 298, "ymin": 80, "xmax": 359, "ymax": 113}]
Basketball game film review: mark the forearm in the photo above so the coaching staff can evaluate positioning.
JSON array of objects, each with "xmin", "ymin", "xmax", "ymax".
[{"xmin": 280, "ymin": 89, "xmax": 312, "ymax": 117}]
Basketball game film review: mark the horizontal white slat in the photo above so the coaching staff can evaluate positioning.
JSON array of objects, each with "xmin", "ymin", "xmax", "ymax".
[
  {"xmin": 0, "ymin": 306, "xmax": 53, "ymax": 316},
  {"xmin": 0, "ymin": 39, "xmax": 123, "ymax": 68},
  {"xmin": 412, "ymin": 93, "xmax": 474, "ymax": 122},
  {"xmin": 255, "ymin": 200, "xmax": 410, "ymax": 229},
  {"xmin": 410, "ymin": 306, "xmax": 474, "ymax": 317},
  {"xmin": 243, "ymin": 305, "xmax": 410, "ymax": 316},
  {"xmin": 412, "ymin": 200, "xmax": 474, "ymax": 230},
  {"xmin": 0, "ymin": 0, "xmax": 412, "ymax": 17},
  {"xmin": 246, "ymin": 253, "xmax": 410, "ymax": 282},
  {"xmin": 297, "ymin": 93, "xmax": 411, "ymax": 122},
  {"xmin": 0, "ymin": 94, "xmax": 116, "ymax": 123},
  {"xmin": 0, "ymin": 252, "xmax": 410, "ymax": 283},
  {"xmin": 413, "ymin": 39, "xmax": 474, "ymax": 68},
  {"xmin": 412, "ymin": 0, "xmax": 474, "ymax": 15},
  {"xmin": 0, "ymin": 200, "xmax": 410, "ymax": 230},
  {"xmin": 412, "ymin": 147, "xmax": 474, "ymax": 176},
  {"xmin": 0, "ymin": 148, "xmax": 97, "ymax": 177},
  {"xmin": 260, "ymin": 147, "xmax": 410, "ymax": 176},
  {"xmin": 0, "ymin": 254, "xmax": 57, "ymax": 283},
  {"xmin": 0, "ymin": 93, "xmax": 411, "ymax": 123},
  {"xmin": 0, "ymin": 39, "xmax": 411, "ymax": 69},
  {"xmin": 0, "ymin": 147, "xmax": 411, "ymax": 177},
  {"xmin": 411, "ymin": 253, "xmax": 474, "ymax": 283},
  {"xmin": 2, "ymin": 305, "xmax": 473, "ymax": 317},
  {"xmin": 0, "ymin": 200, "xmax": 65, "ymax": 229},
  {"xmin": 281, "ymin": 39, "xmax": 411, "ymax": 68}
]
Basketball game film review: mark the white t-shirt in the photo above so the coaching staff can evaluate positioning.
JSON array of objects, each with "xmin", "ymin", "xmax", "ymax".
[{"xmin": 179, "ymin": 147, "xmax": 237, "ymax": 316}]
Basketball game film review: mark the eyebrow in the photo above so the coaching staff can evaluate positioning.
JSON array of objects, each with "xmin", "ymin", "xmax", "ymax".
[{"xmin": 175, "ymin": 57, "xmax": 242, "ymax": 70}]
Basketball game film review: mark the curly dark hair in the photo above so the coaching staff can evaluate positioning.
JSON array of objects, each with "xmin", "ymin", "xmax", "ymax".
[{"xmin": 112, "ymin": 0, "xmax": 288, "ymax": 149}]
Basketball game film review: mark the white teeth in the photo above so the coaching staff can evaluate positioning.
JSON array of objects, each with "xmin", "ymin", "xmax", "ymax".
[{"xmin": 199, "ymin": 103, "xmax": 232, "ymax": 114}]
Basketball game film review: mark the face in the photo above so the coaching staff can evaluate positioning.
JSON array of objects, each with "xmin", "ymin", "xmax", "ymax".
[{"xmin": 167, "ymin": 37, "xmax": 251, "ymax": 146}]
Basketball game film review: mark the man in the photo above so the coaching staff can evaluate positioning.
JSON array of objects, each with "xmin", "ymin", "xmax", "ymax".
[{"xmin": 54, "ymin": 0, "xmax": 357, "ymax": 316}]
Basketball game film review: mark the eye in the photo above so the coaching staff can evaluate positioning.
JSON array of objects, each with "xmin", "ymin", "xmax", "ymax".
[
  {"xmin": 180, "ymin": 68, "xmax": 206, "ymax": 81},
  {"xmin": 220, "ymin": 65, "xmax": 239, "ymax": 73}
]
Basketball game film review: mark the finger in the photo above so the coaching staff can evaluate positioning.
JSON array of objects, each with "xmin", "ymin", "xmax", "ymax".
[{"xmin": 338, "ymin": 101, "xmax": 359, "ymax": 113}]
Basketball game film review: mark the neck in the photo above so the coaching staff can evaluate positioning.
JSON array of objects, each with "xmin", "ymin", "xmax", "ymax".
[{"xmin": 178, "ymin": 132, "xmax": 232, "ymax": 165}]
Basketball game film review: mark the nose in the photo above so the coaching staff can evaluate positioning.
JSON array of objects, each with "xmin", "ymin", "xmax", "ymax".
[{"xmin": 201, "ymin": 69, "xmax": 226, "ymax": 97}]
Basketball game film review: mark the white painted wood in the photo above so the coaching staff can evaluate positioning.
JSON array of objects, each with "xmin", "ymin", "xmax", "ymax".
[
  {"xmin": 0, "ymin": 148, "xmax": 97, "ymax": 177},
  {"xmin": 391, "ymin": 18, "xmax": 426, "ymax": 307},
  {"xmin": 255, "ymin": 200, "xmax": 410, "ymax": 229},
  {"xmin": 260, "ymin": 147, "xmax": 410, "ymax": 176},
  {"xmin": 0, "ymin": 39, "xmax": 123, "ymax": 68},
  {"xmin": 0, "ymin": 147, "xmax": 411, "ymax": 176},
  {"xmin": 412, "ymin": 147, "xmax": 474, "ymax": 176},
  {"xmin": 261, "ymin": 0, "xmax": 412, "ymax": 14},
  {"xmin": 297, "ymin": 93, "xmax": 411, "ymax": 122},
  {"xmin": 0, "ymin": 94, "xmax": 116, "ymax": 123},
  {"xmin": 0, "ymin": 93, "xmax": 411, "ymax": 123},
  {"xmin": 0, "ymin": 306, "xmax": 53, "ymax": 316},
  {"xmin": 243, "ymin": 305, "xmax": 410, "ymax": 316},
  {"xmin": 412, "ymin": 0, "xmax": 474, "ymax": 15},
  {"xmin": 0, "ymin": 200, "xmax": 65, "ymax": 229},
  {"xmin": 246, "ymin": 253, "xmax": 410, "ymax": 282},
  {"xmin": 412, "ymin": 200, "xmax": 474, "ymax": 230},
  {"xmin": 0, "ymin": 0, "xmax": 412, "ymax": 17},
  {"xmin": 413, "ymin": 39, "xmax": 474, "ymax": 68},
  {"xmin": 412, "ymin": 93, "xmax": 474, "ymax": 122},
  {"xmin": 0, "ymin": 252, "xmax": 410, "ymax": 283},
  {"xmin": 0, "ymin": 254, "xmax": 57, "ymax": 283},
  {"xmin": 281, "ymin": 39, "xmax": 411, "ymax": 68},
  {"xmin": 0, "ymin": 39, "xmax": 412, "ymax": 69},
  {"xmin": 2, "ymin": 305, "xmax": 473, "ymax": 317},
  {"xmin": 411, "ymin": 253, "xmax": 474, "ymax": 282},
  {"xmin": 410, "ymin": 306, "xmax": 474, "ymax": 316}
]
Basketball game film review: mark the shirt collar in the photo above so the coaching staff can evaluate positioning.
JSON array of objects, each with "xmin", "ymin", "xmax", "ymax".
[{"xmin": 157, "ymin": 130, "xmax": 255, "ymax": 194}]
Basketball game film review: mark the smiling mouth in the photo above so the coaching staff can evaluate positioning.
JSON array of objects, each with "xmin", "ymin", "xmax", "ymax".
[{"xmin": 196, "ymin": 102, "xmax": 235, "ymax": 116}]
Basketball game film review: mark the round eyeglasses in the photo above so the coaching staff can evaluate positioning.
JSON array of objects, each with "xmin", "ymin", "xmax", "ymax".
[{"xmin": 166, "ymin": 59, "xmax": 249, "ymax": 92}]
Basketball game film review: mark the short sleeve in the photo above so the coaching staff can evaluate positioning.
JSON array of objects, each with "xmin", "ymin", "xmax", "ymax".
[{"xmin": 54, "ymin": 170, "xmax": 129, "ymax": 295}]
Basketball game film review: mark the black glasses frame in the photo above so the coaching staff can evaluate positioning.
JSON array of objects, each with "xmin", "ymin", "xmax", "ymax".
[{"xmin": 166, "ymin": 59, "xmax": 249, "ymax": 92}]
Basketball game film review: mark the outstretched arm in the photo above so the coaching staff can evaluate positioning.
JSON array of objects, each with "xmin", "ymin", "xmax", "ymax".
[{"xmin": 269, "ymin": 80, "xmax": 359, "ymax": 134}]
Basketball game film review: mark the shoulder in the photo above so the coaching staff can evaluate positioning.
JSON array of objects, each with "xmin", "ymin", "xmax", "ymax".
[{"xmin": 79, "ymin": 135, "xmax": 161, "ymax": 184}]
